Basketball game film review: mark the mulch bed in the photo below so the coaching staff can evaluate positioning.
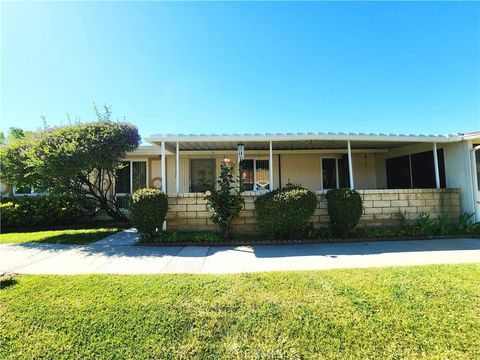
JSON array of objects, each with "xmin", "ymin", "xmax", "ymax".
[{"xmin": 138, "ymin": 234, "xmax": 478, "ymax": 247}]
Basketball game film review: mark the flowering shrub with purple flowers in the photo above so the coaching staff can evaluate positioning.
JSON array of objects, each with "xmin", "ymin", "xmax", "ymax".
[{"xmin": 0, "ymin": 108, "xmax": 140, "ymax": 220}]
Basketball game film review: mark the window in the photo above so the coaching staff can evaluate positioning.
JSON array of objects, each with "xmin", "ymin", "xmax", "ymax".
[
  {"xmin": 322, "ymin": 158, "xmax": 337, "ymax": 189},
  {"xmin": 13, "ymin": 186, "xmax": 46, "ymax": 196},
  {"xmin": 386, "ymin": 149, "xmax": 446, "ymax": 189},
  {"xmin": 475, "ymin": 146, "xmax": 480, "ymax": 191},
  {"xmin": 338, "ymin": 155, "xmax": 351, "ymax": 188},
  {"xmin": 115, "ymin": 160, "xmax": 147, "ymax": 208},
  {"xmin": 321, "ymin": 155, "xmax": 350, "ymax": 190},
  {"xmin": 386, "ymin": 155, "xmax": 411, "ymax": 188},
  {"xmin": 190, "ymin": 159, "xmax": 215, "ymax": 192},
  {"xmin": 321, "ymin": 157, "xmax": 350, "ymax": 189},
  {"xmin": 240, "ymin": 159, "xmax": 270, "ymax": 191},
  {"xmin": 411, "ymin": 150, "xmax": 446, "ymax": 188}
]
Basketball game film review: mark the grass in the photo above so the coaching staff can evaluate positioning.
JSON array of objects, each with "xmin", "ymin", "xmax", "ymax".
[
  {"xmin": 1, "ymin": 264, "xmax": 479, "ymax": 359},
  {"xmin": 0, "ymin": 228, "xmax": 120, "ymax": 245}
]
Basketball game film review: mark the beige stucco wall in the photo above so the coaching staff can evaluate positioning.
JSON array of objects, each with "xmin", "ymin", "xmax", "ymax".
[
  {"xmin": 278, "ymin": 153, "xmax": 377, "ymax": 190},
  {"xmin": 443, "ymin": 141, "xmax": 476, "ymax": 215},
  {"xmin": 352, "ymin": 154, "xmax": 377, "ymax": 189},
  {"xmin": 279, "ymin": 154, "xmax": 321, "ymax": 190}
]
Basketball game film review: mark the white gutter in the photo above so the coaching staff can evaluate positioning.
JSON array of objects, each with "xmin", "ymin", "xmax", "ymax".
[
  {"xmin": 145, "ymin": 133, "xmax": 462, "ymax": 144},
  {"xmin": 462, "ymin": 133, "xmax": 480, "ymax": 141}
]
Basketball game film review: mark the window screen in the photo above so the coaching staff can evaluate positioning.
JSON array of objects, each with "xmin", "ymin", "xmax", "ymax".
[
  {"xmin": 322, "ymin": 158, "xmax": 337, "ymax": 189},
  {"xmin": 190, "ymin": 159, "xmax": 215, "ymax": 192},
  {"xmin": 132, "ymin": 162, "xmax": 147, "ymax": 192},
  {"xmin": 115, "ymin": 162, "xmax": 131, "ymax": 194},
  {"xmin": 255, "ymin": 160, "xmax": 270, "ymax": 190},
  {"xmin": 240, "ymin": 160, "xmax": 254, "ymax": 191},
  {"xmin": 386, "ymin": 155, "xmax": 411, "ymax": 189},
  {"xmin": 411, "ymin": 150, "xmax": 446, "ymax": 188},
  {"xmin": 338, "ymin": 155, "xmax": 350, "ymax": 188},
  {"xmin": 239, "ymin": 159, "xmax": 269, "ymax": 191},
  {"xmin": 386, "ymin": 149, "xmax": 446, "ymax": 189}
]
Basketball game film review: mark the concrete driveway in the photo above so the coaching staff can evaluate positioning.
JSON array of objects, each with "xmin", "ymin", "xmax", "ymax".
[{"xmin": 1, "ymin": 229, "xmax": 479, "ymax": 274}]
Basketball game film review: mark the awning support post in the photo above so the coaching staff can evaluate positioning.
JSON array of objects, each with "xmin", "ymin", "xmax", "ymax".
[
  {"xmin": 433, "ymin": 142, "xmax": 440, "ymax": 189},
  {"xmin": 175, "ymin": 141, "xmax": 180, "ymax": 193},
  {"xmin": 269, "ymin": 141, "xmax": 274, "ymax": 191},
  {"xmin": 161, "ymin": 141, "xmax": 166, "ymax": 230},
  {"xmin": 347, "ymin": 140, "xmax": 354, "ymax": 189}
]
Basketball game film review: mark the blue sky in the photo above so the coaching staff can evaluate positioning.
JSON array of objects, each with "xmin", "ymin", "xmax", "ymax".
[{"xmin": 1, "ymin": 1, "xmax": 479, "ymax": 141}]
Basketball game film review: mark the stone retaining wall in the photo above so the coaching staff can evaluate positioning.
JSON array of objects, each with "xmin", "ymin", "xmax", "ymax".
[
  {"xmin": 315, "ymin": 188, "xmax": 461, "ymax": 228},
  {"xmin": 166, "ymin": 189, "xmax": 461, "ymax": 233}
]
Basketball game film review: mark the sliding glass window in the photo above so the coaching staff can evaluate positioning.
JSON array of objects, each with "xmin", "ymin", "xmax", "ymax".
[
  {"xmin": 240, "ymin": 159, "xmax": 270, "ymax": 191},
  {"xmin": 116, "ymin": 160, "xmax": 147, "ymax": 208}
]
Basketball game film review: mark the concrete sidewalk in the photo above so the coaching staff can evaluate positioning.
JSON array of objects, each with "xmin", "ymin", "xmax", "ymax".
[{"xmin": 1, "ymin": 229, "xmax": 479, "ymax": 275}]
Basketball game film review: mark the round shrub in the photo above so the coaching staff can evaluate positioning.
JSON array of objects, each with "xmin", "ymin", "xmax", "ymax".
[
  {"xmin": 325, "ymin": 189, "xmax": 363, "ymax": 237},
  {"xmin": 255, "ymin": 186, "xmax": 317, "ymax": 239},
  {"xmin": 129, "ymin": 188, "xmax": 168, "ymax": 239}
]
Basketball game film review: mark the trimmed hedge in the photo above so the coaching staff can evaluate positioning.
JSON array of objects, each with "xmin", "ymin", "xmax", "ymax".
[
  {"xmin": 255, "ymin": 186, "xmax": 317, "ymax": 239},
  {"xmin": 129, "ymin": 188, "xmax": 168, "ymax": 239},
  {"xmin": 0, "ymin": 195, "xmax": 95, "ymax": 229},
  {"xmin": 325, "ymin": 189, "xmax": 363, "ymax": 237}
]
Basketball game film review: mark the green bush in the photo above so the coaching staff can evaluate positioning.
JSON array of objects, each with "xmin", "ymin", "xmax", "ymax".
[
  {"xmin": 0, "ymin": 195, "xmax": 94, "ymax": 229},
  {"xmin": 204, "ymin": 158, "xmax": 243, "ymax": 240},
  {"xmin": 255, "ymin": 186, "xmax": 317, "ymax": 239},
  {"xmin": 456, "ymin": 212, "xmax": 480, "ymax": 234},
  {"xmin": 129, "ymin": 188, "xmax": 168, "ymax": 239},
  {"xmin": 325, "ymin": 189, "xmax": 363, "ymax": 237},
  {"xmin": 0, "ymin": 110, "xmax": 140, "ymax": 221}
]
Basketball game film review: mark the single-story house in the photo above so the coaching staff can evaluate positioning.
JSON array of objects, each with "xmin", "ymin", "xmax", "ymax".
[
  {"xmin": 117, "ymin": 131, "xmax": 480, "ymax": 232},
  {"xmin": 3, "ymin": 131, "xmax": 479, "ymax": 233}
]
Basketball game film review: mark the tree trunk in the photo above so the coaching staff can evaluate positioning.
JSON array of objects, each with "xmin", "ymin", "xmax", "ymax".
[
  {"xmin": 220, "ymin": 222, "xmax": 231, "ymax": 240},
  {"xmin": 99, "ymin": 197, "xmax": 128, "ymax": 221}
]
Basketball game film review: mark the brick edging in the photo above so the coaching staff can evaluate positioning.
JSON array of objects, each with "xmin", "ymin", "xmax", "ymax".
[{"xmin": 138, "ymin": 234, "xmax": 478, "ymax": 247}]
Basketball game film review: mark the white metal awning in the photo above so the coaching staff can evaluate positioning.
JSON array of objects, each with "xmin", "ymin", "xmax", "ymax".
[{"xmin": 145, "ymin": 132, "xmax": 463, "ymax": 152}]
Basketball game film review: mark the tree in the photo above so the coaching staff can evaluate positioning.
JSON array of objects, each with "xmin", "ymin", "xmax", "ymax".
[
  {"xmin": 0, "ymin": 114, "xmax": 140, "ymax": 220},
  {"xmin": 0, "ymin": 131, "xmax": 5, "ymax": 145},
  {"xmin": 203, "ymin": 158, "xmax": 244, "ymax": 240},
  {"xmin": 7, "ymin": 127, "xmax": 29, "ymax": 142}
]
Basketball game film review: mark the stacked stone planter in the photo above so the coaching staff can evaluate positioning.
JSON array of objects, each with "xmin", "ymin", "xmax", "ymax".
[{"xmin": 166, "ymin": 188, "xmax": 461, "ymax": 233}]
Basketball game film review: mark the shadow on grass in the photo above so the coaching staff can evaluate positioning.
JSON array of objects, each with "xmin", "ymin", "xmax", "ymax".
[
  {"xmin": 0, "ymin": 276, "xmax": 17, "ymax": 289},
  {"xmin": 34, "ymin": 232, "xmax": 119, "ymax": 245}
]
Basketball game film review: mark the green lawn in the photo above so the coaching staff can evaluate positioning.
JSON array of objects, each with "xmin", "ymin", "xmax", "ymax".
[
  {"xmin": 1, "ymin": 264, "xmax": 479, "ymax": 359},
  {"xmin": 0, "ymin": 228, "xmax": 120, "ymax": 245}
]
